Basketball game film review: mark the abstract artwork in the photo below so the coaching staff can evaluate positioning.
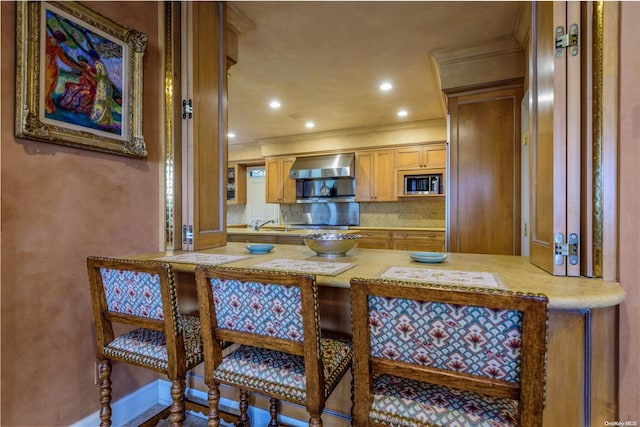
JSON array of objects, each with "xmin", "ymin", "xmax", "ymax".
[{"xmin": 15, "ymin": 1, "xmax": 148, "ymax": 157}]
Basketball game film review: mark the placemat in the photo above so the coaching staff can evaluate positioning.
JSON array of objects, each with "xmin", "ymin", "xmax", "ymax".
[
  {"xmin": 154, "ymin": 253, "xmax": 250, "ymax": 265},
  {"xmin": 251, "ymin": 258, "xmax": 357, "ymax": 276},
  {"xmin": 378, "ymin": 266, "xmax": 505, "ymax": 289}
]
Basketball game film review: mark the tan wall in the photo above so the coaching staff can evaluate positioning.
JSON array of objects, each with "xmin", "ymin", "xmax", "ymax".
[
  {"xmin": 618, "ymin": 2, "xmax": 640, "ymax": 420},
  {"xmin": 1, "ymin": 2, "xmax": 162, "ymax": 425},
  {"xmin": 229, "ymin": 118, "xmax": 447, "ymax": 162}
]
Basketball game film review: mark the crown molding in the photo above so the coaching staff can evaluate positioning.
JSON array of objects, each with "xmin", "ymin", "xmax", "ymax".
[{"xmin": 254, "ymin": 119, "xmax": 446, "ymax": 146}]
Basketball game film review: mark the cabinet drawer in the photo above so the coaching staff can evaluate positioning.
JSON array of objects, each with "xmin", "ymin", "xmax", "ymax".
[
  {"xmin": 276, "ymin": 235, "xmax": 305, "ymax": 245},
  {"xmin": 353, "ymin": 229, "xmax": 392, "ymax": 249},
  {"xmin": 358, "ymin": 240, "xmax": 392, "ymax": 249},
  {"xmin": 391, "ymin": 230, "xmax": 445, "ymax": 242},
  {"xmin": 227, "ymin": 234, "xmax": 276, "ymax": 244},
  {"xmin": 355, "ymin": 229, "xmax": 391, "ymax": 240},
  {"xmin": 394, "ymin": 241, "xmax": 445, "ymax": 252}
]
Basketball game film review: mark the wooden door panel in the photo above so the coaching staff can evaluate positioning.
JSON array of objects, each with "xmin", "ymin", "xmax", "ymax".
[
  {"xmin": 530, "ymin": 1, "xmax": 564, "ymax": 274},
  {"xmin": 530, "ymin": 1, "xmax": 581, "ymax": 275},
  {"xmin": 182, "ymin": 2, "xmax": 228, "ymax": 250},
  {"xmin": 448, "ymin": 86, "xmax": 522, "ymax": 256},
  {"xmin": 458, "ymin": 97, "xmax": 518, "ymax": 254}
]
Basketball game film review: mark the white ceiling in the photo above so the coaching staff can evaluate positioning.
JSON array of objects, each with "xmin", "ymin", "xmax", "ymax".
[{"xmin": 227, "ymin": 1, "xmax": 524, "ymax": 147}]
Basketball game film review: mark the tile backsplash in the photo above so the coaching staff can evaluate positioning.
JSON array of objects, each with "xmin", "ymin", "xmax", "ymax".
[
  {"xmin": 359, "ymin": 200, "xmax": 445, "ymax": 228},
  {"xmin": 227, "ymin": 200, "xmax": 445, "ymax": 229}
]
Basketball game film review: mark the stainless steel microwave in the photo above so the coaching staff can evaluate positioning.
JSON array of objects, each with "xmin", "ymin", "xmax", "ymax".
[{"xmin": 403, "ymin": 173, "xmax": 443, "ymax": 195}]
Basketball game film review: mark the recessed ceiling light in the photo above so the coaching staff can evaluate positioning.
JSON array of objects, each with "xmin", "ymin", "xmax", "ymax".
[
  {"xmin": 397, "ymin": 110, "xmax": 408, "ymax": 117},
  {"xmin": 305, "ymin": 121, "xmax": 315, "ymax": 129},
  {"xmin": 380, "ymin": 82, "xmax": 393, "ymax": 91},
  {"xmin": 227, "ymin": 132, "xmax": 236, "ymax": 138},
  {"xmin": 269, "ymin": 100, "xmax": 281, "ymax": 109}
]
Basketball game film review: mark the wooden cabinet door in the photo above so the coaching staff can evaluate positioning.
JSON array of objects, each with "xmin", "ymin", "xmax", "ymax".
[
  {"xmin": 395, "ymin": 146, "xmax": 423, "ymax": 169},
  {"xmin": 372, "ymin": 150, "xmax": 396, "ymax": 201},
  {"xmin": 265, "ymin": 158, "xmax": 282, "ymax": 203},
  {"xmin": 356, "ymin": 150, "xmax": 395, "ymax": 202},
  {"xmin": 281, "ymin": 157, "xmax": 297, "ymax": 203},
  {"xmin": 181, "ymin": 1, "xmax": 227, "ymax": 251},
  {"xmin": 227, "ymin": 163, "xmax": 246, "ymax": 204},
  {"xmin": 355, "ymin": 151, "xmax": 374, "ymax": 201},
  {"xmin": 423, "ymin": 145, "xmax": 447, "ymax": 168},
  {"xmin": 265, "ymin": 157, "xmax": 296, "ymax": 203},
  {"xmin": 529, "ymin": 1, "xmax": 581, "ymax": 276},
  {"xmin": 395, "ymin": 144, "xmax": 447, "ymax": 169},
  {"xmin": 447, "ymin": 83, "xmax": 523, "ymax": 256}
]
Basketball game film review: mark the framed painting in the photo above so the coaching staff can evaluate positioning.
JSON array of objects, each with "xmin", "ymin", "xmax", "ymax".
[{"xmin": 15, "ymin": 1, "xmax": 148, "ymax": 158}]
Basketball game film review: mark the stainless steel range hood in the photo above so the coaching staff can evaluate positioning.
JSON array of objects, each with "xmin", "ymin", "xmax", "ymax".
[{"xmin": 289, "ymin": 153, "xmax": 355, "ymax": 179}]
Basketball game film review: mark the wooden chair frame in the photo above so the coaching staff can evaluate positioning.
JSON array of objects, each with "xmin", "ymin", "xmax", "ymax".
[
  {"xmin": 87, "ymin": 257, "xmax": 214, "ymax": 426},
  {"xmin": 196, "ymin": 266, "xmax": 349, "ymax": 426},
  {"xmin": 350, "ymin": 277, "xmax": 548, "ymax": 427}
]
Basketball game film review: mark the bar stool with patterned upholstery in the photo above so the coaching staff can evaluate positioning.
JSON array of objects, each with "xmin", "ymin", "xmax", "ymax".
[
  {"xmin": 195, "ymin": 266, "xmax": 353, "ymax": 427},
  {"xmin": 87, "ymin": 256, "xmax": 208, "ymax": 427},
  {"xmin": 350, "ymin": 277, "xmax": 548, "ymax": 427}
]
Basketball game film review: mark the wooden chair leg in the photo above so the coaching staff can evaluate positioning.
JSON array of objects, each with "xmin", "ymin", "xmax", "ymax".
[
  {"xmin": 98, "ymin": 360, "xmax": 112, "ymax": 427},
  {"xmin": 169, "ymin": 378, "xmax": 186, "ymax": 425},
  {"xmin": 268, "ymin": 398, "xmax": 279, "ymax": 427},
  {"xmin": 238, "ymin": 389, "xmax": 250, "ymax": 426},
  {"xmin": 309, "ymin": 415, "xmax": 323, "ymax": 427},
  {"xmin": 207, "ymin": 383, "xmax": 221, "ymax": 425}
]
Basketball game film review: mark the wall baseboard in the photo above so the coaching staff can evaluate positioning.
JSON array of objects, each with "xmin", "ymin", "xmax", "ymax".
[{"xmin": 71, "ymin": 379, "xmax": 307, "ymax": 427}]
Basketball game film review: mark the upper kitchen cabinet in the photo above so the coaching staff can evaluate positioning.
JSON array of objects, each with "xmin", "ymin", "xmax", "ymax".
[
  {"xmin": 446, "ymin": 81, "xmax": 523, "ymax": 256},
  {"xmin": 265, "ymin": 157, "xmax": 296, "ymax": 203},
  {"xmin": 395, "ymin": 143, "xmax": 447, "ymax": 169},
  {"xmin": 227, "ymin": 163, "xmax": 246, "ymax": 204},
  {"xmin": 355, "ymin": 149, "xmax": 396, "ymax": 202}
]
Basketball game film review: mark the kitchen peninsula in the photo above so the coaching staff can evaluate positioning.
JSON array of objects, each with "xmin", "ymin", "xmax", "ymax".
[{"xmin": 127, "ymin": 242, "xmax": 624, "ymax": 426}]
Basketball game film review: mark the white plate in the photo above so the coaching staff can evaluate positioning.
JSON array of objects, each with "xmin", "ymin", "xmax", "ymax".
[{"xmin": 409, "ymin": 252, "xmax": 448, "ymax": 263}]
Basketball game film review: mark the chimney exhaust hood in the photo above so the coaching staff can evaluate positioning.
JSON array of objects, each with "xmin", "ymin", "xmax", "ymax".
[{"xmin": 289, "ymin": 153, "xmax": 355, "ymax": 179}]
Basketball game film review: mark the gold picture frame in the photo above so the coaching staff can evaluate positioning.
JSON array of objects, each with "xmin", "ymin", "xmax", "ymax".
[{"xmin": 15, "ymin": 1, "xmax": 148, "ymax": 158}]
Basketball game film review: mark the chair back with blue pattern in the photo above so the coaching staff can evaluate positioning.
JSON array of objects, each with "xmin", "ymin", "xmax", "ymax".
[
  {"xmin": 87, "ymin": 257, "xmax": 183, "ymax": 375},
  {"xmin": 195, "ymin": 267, "xmax": 323, "ymax": 388},
  {"xmin": 350, "ymin": 278, "xmax": 548, "ymax": 427}
]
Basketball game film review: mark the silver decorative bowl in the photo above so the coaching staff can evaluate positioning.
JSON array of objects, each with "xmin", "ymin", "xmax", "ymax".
[{"xmin": 303, "ymin": 233, "xmax": 360, "ymax": 258}]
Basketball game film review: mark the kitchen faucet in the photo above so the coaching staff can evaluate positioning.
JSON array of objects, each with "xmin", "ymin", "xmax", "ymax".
[{"xmin": 253, "ymin": 219, "xmax": 276, "ymax": 231}]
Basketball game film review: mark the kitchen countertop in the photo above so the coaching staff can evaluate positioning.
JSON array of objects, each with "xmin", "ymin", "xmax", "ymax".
[
  {"xmin": 126, "ymin": 242, "xmax": 624, "ymax": 310},
  {"xmin": 227, "ymin": 225, "xmax": 446, "ymax": 235}
]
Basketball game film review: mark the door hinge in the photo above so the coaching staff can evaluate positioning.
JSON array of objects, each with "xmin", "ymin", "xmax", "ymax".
[
  {"xmin": 182, "ymin": 99, "xmax": 193, "ymax": 119},
  {"xmin": 555, "ymin": 24, "xmax": 579, "ymax": 57},
  {"xmin": 183, "ymin": 224, "xmax": 193, "ymax": 245},
  {"xmin": 522, "ymin": 130, "xmax": 528, "ymax": 146},
  {"xmin": 554, "ymin": 232, "xmax": 579, "ymax": 265}
]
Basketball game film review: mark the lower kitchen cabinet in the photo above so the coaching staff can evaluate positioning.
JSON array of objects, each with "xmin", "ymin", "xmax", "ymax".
[
  {"xmin": 227, "ymin": 233, "xmax": 276, "ymax": 244},
  {"xmin": 228, "ymin": 229, "xmax": 446, "ymax": 251},
  {"xmin": 227, "ymin": 233, "xmax": 304, "ymax": 245},
  {"xmin": 392, "ymin": 230, "xmax": 445, "ymax": 252},
  {"xmin": 353, "ymin": 228, "xmax": 446, "ymax": 252},
  {"xmin": 276, "ymin": 235, "xmax": 306, "ymax": 245},
  {"xmin": 356, "ymin": 229, "xmax": 392, "ymax": 249}
]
